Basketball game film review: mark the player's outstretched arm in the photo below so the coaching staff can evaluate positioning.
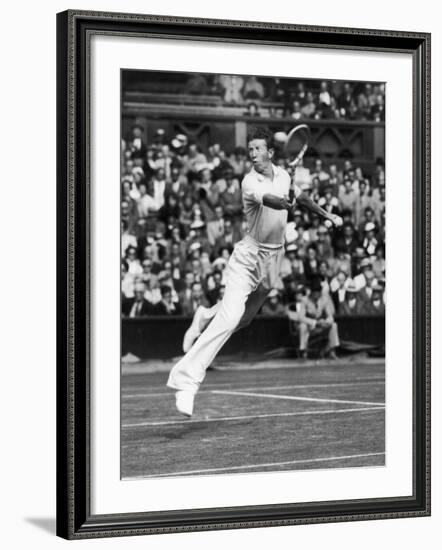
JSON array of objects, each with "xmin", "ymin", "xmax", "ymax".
[
  {"xmin": 262, "ymin": 193, "xmax": 293, "ymax": 211},
  {"xmin": 296, "ymin": 192, "xmax": 343, "ymax": 227}
]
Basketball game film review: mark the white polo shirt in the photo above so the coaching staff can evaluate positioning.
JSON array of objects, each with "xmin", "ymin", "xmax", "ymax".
[{"xmin": 241, "ymin": 164, "xmax": 302, "ymax": 247}]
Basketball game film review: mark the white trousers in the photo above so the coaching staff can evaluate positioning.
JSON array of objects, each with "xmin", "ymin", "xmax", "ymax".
[{"xmin": 167, "ymin": 236, "xmax": 284, "ymax": 393}]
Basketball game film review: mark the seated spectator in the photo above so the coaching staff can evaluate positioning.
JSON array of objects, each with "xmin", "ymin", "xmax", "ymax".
[
  {"xmin": 293, "ymin": 158, "xmax": 311, "ymax": 189},
  {"xmin": 353, "ymin": 258, "xmax": 375, "ymax": 290},
  {"xmin": 152, "ymin": 285, "xmax": 182, "ymax": 315},
  {"xmin": 178, "ymin": 271, "xmax": 195, "ymax": 308},
  {"xmin": 301, "ymin": 91, "xmax": 316, "ymax": 118},
  {"xmin": 121, "ymin": 219, "xmax": 137, "ymax": 256},
  {"xmin": 318, "ymin": 186, "xmax": 340, "ymax": 215},
  {"xmin": 303, "ymin": 244, "xmax": 320, "ymax": 282},
  {"xmin": 329, "ymin": 248, "xmax": 352, "ymax": 278},
  {"xmin": 360, "ymin": 284, "xmax": 385, "ymax": 315},
  {"xmin": 312, "ymin": 159, "xmax": 330, "ymax": 187},
  {"xmin": 338, "ymin": 282, "xmax": 364, "ymax": 315},
  {"xmin": 280, "ymin": 243, "xmax": 305, "ymax": 282},
  {"xmin": 330, "ymin": 270, "xmax": 351, "ymax": 310},
  {"xmin": 125, "ymin": 246, "xmax": 142, "ymax": 277},
  {"xmin": 206, "ymin": 270, "xmax": 224, "ymax": 306},
  {"xmin": 165, "ymin": 165, "xmax": 188, "ymax": 199},
  {"xmin": 261, "ymin": 289, "xmax": 286, "ymax": 316},
  {"xmin": 362, "ymin": 222, "xmax": 380, "ymax": 257},
  {"xmin": 219, "ymin": 170, "xmax": 243, "ymax": 222},
  {"xmin": 229, "ymin": 146, "xmax": 248, "ymax": 177},
  {"xmin": 338, "ymin": 179, "xmax": 358, "ymax": 217},
  {"xmin": 127, "ymin": 123, "xmax": 146, "ymax": 155},
  {"xmin": 287, "ymin": 279, "xmax": 339, "ymax": 359},
  {"xmin": 356, "ymin": 182, "xmax": 374, "ymax": 225},
  {"xmin": 206, "ymin": 205, "xmax": 226, "ymax": 247},
  {"xmin": 214, "ymin": 218, "xmax": 240, "ymax": 255},
  {"xmin": 182, "ymin": 281, "xmax": 210, "ymax": 316},
  {"xmin": 358, "ymin": 269, "xmax": 378, "ymax": 305},
  {"xmin": 334, "ymin": 222, "xmax": 359, "ymax": 256},
  {"xmin": 316, "ymin": 225, "xmax": 334, "ymax": 262},
  {"xmin": 290, "ymin": 100, "xmax": 303, "ymax": 120},
  {"xmin": 139, "ymin": 258, "xmax": 158, "ymax": 289},
  {"xmin": 121, "ymin": 260, "xmax": 134, "ymax": 299},
  {"xmin": 372, "ymin": 244, "xmax": 386, "ymax": 279},
  {"xmin": 123, "ymin": 282, "xmax": 154, "ymax": 317}
]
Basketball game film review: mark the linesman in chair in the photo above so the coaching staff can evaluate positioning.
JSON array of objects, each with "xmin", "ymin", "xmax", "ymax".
[{"xmin": 288, "ymin": 279, "xmax": 340, "ymax": 359}]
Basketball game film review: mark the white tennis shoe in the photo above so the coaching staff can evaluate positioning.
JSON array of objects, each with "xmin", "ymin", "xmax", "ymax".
[{"xmin": 175, "ymin": 390, "xmax": 195, "ymax": 417}]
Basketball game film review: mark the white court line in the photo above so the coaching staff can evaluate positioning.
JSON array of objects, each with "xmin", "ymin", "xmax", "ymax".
[
  {"xmin": 213, "ymin": 390, "xmax": 384, "ymax": 407},
  {"xmin": 123, "ymin": 452, "xmax": 386, "ymax": 479},
  {"xmin": 122, "ymin": 380, "xmax": 385, "ymax": 399},
  {"xmin": 123, "ymin": 406, "xmax": 384, "ymax": 428}
]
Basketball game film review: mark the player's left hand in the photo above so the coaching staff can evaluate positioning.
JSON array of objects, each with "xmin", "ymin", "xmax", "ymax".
[{"xmin": 327, "ymin": 214, "xmax": 343, "ymax": 227}]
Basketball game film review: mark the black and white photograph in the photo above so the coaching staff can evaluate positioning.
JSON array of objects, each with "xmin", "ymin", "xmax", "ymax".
[{"xmin": 120, "ymin": 69, "xmax": 386, "ymax": 480}]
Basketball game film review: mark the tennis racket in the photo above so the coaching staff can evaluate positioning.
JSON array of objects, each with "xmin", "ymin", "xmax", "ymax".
[{"xmin": 284, "ymin": 124, "xmax": 310, "ymax": 168}]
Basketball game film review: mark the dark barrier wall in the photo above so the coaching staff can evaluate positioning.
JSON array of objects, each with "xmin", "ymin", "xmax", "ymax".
[{"xmin": 122, "ymin": 316, "xmax": 385, "ymax": 359}]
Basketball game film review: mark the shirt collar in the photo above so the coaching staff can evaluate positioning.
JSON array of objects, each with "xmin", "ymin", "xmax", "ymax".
[{"xmin": 252, "ymin": 163, "xmax": 280, "ymax": 182}]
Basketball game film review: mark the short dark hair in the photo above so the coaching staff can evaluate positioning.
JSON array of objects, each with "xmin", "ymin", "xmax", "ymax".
[
  {"xmin": 246, "ymin": 126, "xmax": 274, "ymax": 150},
  {"xmin": 160, "ymin": 284, "xmax": 172, "ymax": 296}
]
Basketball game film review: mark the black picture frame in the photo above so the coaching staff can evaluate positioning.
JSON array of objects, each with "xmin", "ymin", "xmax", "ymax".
[{"xmin": 56, "ymin": 9, "xmax": 431, "ymax": 540}]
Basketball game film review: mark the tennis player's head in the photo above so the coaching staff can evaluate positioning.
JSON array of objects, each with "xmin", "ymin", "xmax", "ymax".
[{"xmin": 246, "ymin": 126, "xmax": 275, "ymax": 172}]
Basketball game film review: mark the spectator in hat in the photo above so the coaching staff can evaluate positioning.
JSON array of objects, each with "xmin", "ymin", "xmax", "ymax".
[
  {"xmin": 339, "ymin": 282, "xmax": 364, "ymax": 315},
  {"xmin": 123, "ymin": 282, "xmax": 154, "ymax": 318},
  {"xmin": 288, "ymin": 279, "xmax": 340, "ymax": 359},
  {"xmin": 152, "ymin": 285, "xmax": 182, "ymax": 316},
  {"xmin": 261, "ymin": 289, "xmax": 286, "ymax": 316},
  {"xmin": 362, "ymin": 222, "xmax": 380, "ymax": 257}
]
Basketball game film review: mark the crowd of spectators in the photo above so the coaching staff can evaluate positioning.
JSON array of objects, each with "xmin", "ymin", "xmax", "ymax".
[
  {"xmin": 121, "ymin": 126, "xmax": 386, "ymax": 319},
  {"xmin": 181, "ymin": 75, "xmax": 385, "ymax": 121}
]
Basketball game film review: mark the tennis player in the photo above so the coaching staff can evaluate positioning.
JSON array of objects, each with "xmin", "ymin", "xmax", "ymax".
[{"xmin": 167, "ymin": 127, "xmax": 343, "ymax": 416}]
